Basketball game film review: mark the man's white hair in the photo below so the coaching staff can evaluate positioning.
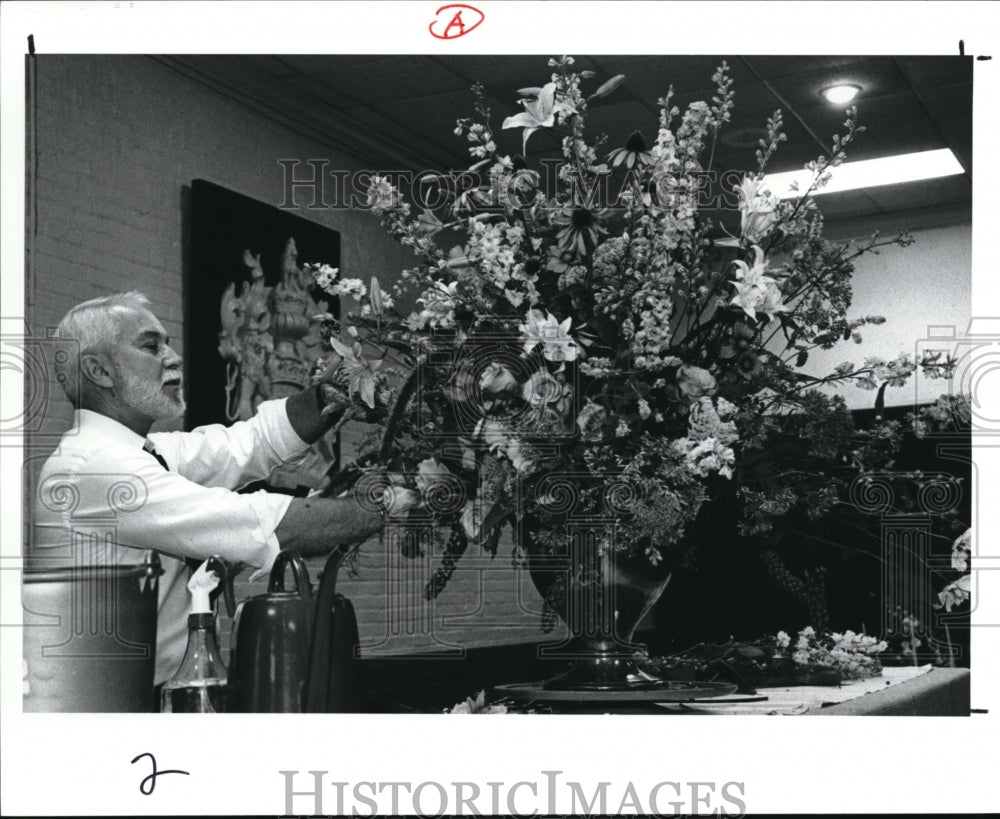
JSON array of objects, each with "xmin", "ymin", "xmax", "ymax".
[{"xmin": 53, "ymin": 291, "xmax": 151, "ymax": 406}]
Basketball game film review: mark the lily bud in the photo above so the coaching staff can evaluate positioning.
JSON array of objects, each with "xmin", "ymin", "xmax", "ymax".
[
  {"xmin": 369, "ymin": 276, "xmax": 384, "ymax": 316},
  {"xmin": 590, "ymin": 74, "xmax": 626, "ymax": 100},
  {"xmin": 416, "ymin": 207, "xmax": 444, "ymax": 236}
]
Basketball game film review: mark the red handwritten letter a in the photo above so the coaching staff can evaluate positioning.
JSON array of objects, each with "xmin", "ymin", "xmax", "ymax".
[{"xmin": 443, "ymin": 10, "xmax": 465, "ymax": 38}]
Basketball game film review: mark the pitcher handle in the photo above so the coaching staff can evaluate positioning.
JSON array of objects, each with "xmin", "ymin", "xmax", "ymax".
[
  {"xmin": 267, "ymin": 550, "xmax": 313, "ymax": 601},
  {"xmin": 303, "ymin": 546, "xmax": 349, "ymax": 712}
]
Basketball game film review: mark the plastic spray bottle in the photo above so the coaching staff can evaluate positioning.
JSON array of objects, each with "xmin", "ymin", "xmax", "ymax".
[{"xmin": 161, "ymin": 559, "xmax": 228, "ymax": 713}]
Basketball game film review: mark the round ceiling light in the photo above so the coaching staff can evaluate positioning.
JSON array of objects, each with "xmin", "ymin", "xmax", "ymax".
[{"xmin": 822, "ymin": 84, "xmax": 861, "ymax": 104}]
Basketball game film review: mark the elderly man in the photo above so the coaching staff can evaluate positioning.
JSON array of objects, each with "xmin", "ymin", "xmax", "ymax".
[{"xmin": 33, "ymin": 291, "xmax": 410, "ymax": 687}]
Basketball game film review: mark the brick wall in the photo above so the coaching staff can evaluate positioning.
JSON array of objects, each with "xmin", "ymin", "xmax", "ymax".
[{"xmin": 25, "ymin": 55, "xmax": 554, "ymax": 665}]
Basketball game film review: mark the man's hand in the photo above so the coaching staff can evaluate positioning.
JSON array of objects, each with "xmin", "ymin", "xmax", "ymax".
[
  {"xmin": 285, "ymin": 384, "xmax": 351, "ymax": 445},
  {"xmin": 318, "ymin": 383, "xmax": 352, "ymax": 419},
  {"xmin": 273, "ymin": 483, "xmax": 419, "ymax": 558}
]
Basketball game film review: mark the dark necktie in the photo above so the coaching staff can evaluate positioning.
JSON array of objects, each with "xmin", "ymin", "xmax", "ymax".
[
  {"xmin": 142, "ymin": 439, "xmax": 201, "ymax": 575},
  {"xmin": 141, "ymin": 440, "xmax": 233, "ymax": 607},
  {"xmin": 142, "ymin": 439, "xmax": 170, "ymax": 471}
]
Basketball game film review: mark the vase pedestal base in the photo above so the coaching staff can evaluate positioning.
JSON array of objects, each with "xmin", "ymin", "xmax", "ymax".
[
  {"xmin": 493, "ymin": 679, "xmax": 736, "ymax": 704},
  {"xmin": 493, "ymin": 640, "xmax": 737, "ymax": 703},
  {"xmin": 540, "ymin": 654, "xmax": 665, "ymax": 691}
]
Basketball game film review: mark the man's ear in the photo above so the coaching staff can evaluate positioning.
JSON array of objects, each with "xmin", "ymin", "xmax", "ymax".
[{"xmin": 80, "ymin": 353, "xmax": 115, "ymax": 390}]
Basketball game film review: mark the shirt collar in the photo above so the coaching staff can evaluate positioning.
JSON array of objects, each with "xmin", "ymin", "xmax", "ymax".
[{"xmin": 73, "ymin": 408, "xmax": 149, "ymax": 449}]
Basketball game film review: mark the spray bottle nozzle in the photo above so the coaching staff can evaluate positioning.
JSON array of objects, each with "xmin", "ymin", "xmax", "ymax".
[{"xmin": 187, "ymin": 558, "xmax": 222, "ymax": 615}]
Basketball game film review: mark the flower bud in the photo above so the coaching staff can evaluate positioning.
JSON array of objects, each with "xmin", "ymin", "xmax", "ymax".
[
  {"xmin": 591, "ymin": 74, "xmax": 626, "ymax": 100},
  {"xmin": 369, "ymin": 276, "xmax": 384, "ymax": 315},
  {"xmin": 676, "ymin": 365, "xmax": 718, "ymax": 402},
  {"xmin": 576, "ymin": 401, "xmax": 607, "ymax": 442},
  {"xmin": 479, "ymin": 362, "xmax": 519, "ymax": 394}
]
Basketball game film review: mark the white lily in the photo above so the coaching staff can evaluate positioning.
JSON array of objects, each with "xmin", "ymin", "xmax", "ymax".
[
  {"xmin": 502, "ymin": 82, "xmax": 576, "ymax": 154},
  {"xmin": 519, "ymin": 309, "xmax": 581, "ymax": 364},
  {"xmin": 937, "ymin": 574, "xmax": 972, "ymax": 612},
  {"xmin": 951, "ymin": 527, "xmax": 972, "ymax": 572},
  {"xmin": 730, "ymin": 245, "xmax": 786, "ymax": 320},
  {"xmin": 738, "ymin": 176, "xmax": 781, "ymax": 244}
]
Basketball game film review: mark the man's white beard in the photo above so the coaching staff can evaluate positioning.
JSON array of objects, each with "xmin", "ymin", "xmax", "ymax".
[{"xmin": 115, "ymin": 365, "xmax": 186, "ymax": 421}]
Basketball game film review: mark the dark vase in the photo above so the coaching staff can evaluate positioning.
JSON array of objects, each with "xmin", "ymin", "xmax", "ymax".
[{"xmin": 522, "ymin": 523, "xmax": 674, "ymax": 691}]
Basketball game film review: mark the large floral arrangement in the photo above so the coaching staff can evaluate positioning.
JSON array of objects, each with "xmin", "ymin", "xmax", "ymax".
[{"xmin": 306, "ymin": 56, "xmax": 957, "ymax": 617}]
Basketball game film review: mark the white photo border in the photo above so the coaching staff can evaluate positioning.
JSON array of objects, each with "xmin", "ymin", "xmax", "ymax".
[{"xmin": 1, "ymin": 2, "xmax": 998, "ymax": 816}]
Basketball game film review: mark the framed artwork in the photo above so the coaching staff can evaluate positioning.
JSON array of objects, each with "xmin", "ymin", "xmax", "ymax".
[{"xmin": 187, "ymin": 179, "xmax": 341, "ymax": 491}]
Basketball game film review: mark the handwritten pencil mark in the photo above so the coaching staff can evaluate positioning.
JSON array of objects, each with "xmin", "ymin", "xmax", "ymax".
[{"xmin": 130, "ymin": 752, "xmax": 190, "ymax": 795}]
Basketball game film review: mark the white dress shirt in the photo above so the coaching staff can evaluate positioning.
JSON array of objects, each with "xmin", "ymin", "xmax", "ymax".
[{"xmin": 33, "ymin": 398, "xmax": 310, "ymax": 684}]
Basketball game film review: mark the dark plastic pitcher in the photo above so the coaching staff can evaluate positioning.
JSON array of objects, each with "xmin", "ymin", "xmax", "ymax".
[{"xmin": 228, "ymin": 551, "xmax": 314, "ymax": 712}]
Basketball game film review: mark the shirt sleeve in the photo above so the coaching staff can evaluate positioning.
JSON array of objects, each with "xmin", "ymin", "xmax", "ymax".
[
  {"xmin": 148, "ymin": 397, "xmax": 310, "ymax": 490},
  {"xmin": 97, "ymin": 451, "xmax": 291, "ymax": 569}
]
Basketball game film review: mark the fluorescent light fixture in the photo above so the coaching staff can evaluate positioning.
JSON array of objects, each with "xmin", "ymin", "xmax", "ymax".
[
  {"xmin": 761, "ymin": 148, "xmax": 964, "ymax": 199},
  {"xmin": 823, "ymin": 84, "xmax": 861, "ymax": 104}
]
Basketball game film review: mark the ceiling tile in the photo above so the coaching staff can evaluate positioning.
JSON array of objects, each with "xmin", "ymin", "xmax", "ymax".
[
  {"xmin": 435, "ymin": 55, "xmax": 603, "ymax": 88},
  {"xmin": 808, "ymin": 189, "xmax": 881, "ymax": 218},
  {"xmin": 745, "ymin": 55, "xmax": 873, "ymax": 79},
  {"xmin": 592, "ymin": 57, "xmax": 781, "ymax": 121},
  {"xmin": 438, "ymin": 55, "xmax": 544, "ymax": 86},
  {"xmin": 938, "ymin": 118, "xmax": 973, "ymax": 173},
  {"xmin": 583, "ymin": 101, "xmax": 659, "ymax": 147},
  {"xmin": 337, "ymin": 105, "xmax": 461, "ymax": 168},
  {"xmin": 370, "ymin": 89, "xmax": 491, "ymax": 157},
  {"xmin": 242, "ymin": 55, "xmax": 309, "ymax": 80},
  {"xmin": 895, "ymin": 56, "xmax": 973, "ymax": 88},
  {"xmin": 864, "ymin": 175, "xmax": 971, "ymax": 212},
  {"xmin": 592, "ymin": 55, "xmax": 729, "ymax": 89},
  {"xmin": 917, "ymin": 82, "xmax": 973, "ymax": 121},
  {"xmin": 797, "ymin": 91, "xmax": 943, "ymax": 160},
  {"xmin": 715, "ymin": 114, "xmax": 828, "ymax": 176},
  {"xmin": 286, "ymin": 57, "xmax": 468, "ymax": 106},
  {"xmin": 278, "ymin": 54, "xmax": 421, "ymax": 78}
]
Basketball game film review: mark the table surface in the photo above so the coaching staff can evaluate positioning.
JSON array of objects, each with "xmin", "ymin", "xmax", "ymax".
[
  {"xmin": 486, "ymin": 666, "xmax": 971, "ymax": 715},
  {"xmin": 815, "ymin": 667, "xmax": 970, "ymax": 716},
  {"xmin": 650, "ymin": 666, "xmax": 970, "ymax": 716}
]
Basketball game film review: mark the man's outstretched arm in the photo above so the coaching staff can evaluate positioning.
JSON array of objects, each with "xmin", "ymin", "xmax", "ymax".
[
  {"xmin": 280, "ymin": 385, "xmax": 418, "ymax": 555},
  {"xmin": 274, "ymin": 487, "xmax": 416, "ymax": 557}
]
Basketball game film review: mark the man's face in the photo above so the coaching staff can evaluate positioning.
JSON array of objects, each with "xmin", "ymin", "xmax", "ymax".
[{"xmin": 107, "ymin": 307, "xmax": 185, "ymax": 422}]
